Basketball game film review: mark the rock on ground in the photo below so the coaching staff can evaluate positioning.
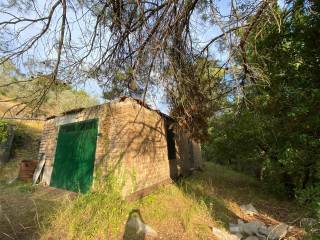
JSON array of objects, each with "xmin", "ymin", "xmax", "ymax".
[
  {"xmin": 267, "ymin": 223, "xmax": 289, "ymax": 240},
  {"xmin": 211, "ymin": 226, "xmax": 242, "ymax": 240},
  {"xmin": 240, "ymin": 203, "xmax": 259, "ymax": 216}
]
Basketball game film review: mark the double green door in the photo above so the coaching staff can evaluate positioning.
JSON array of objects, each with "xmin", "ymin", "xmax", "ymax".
[{"xmin": 50, "ymin": 119, "xmax": 98, "ymax": 193}]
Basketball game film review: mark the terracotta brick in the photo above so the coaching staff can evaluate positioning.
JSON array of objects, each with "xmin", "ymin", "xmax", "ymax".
[{"xmin": 38, "ymin": 98, "xmax": 202, "ymax": 199}]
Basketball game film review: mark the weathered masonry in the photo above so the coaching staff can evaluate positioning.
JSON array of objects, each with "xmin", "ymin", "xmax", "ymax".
[{"xmin": 36, "ymin": 97, "xmax": 201, "ymax": 200}]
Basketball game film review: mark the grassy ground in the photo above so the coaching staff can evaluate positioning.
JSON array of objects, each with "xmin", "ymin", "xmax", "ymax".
[
  {"xmin": 0, "ymin": 118, "xmax": 309, "ymax": 240},
  {"xmin": 0, "ymin": 162, "xmax": 307, "ymax": 240},
  {"xmin": 0, "ymin": 182, "xmax": 71, "ymax": 240}
]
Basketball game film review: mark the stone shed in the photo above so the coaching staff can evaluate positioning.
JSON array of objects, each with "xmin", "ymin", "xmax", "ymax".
[{"xmin": 35, "ymin": 97, "xmax": 201, "ymax": 200}]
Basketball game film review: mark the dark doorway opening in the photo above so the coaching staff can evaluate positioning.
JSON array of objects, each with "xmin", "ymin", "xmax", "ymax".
[
  {"xmin": 165, "ymin": 120, "xmax": 178, "ymax": 179},
  {"xmin": 166, "ymin": 127, "xmax": 176, "ymax": 160}
]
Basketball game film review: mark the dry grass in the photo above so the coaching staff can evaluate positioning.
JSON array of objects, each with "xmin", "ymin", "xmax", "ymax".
[
  {"xmin": 0, "ymin": 183, "xmax": 69, "ymax": 240},
  {"xmin": 34, "ymin": 163, "xmax": 307, "ymax": 239},
  {"xmin": 180, "ymin": 163, "xmax": 303, "ymax": 227},
  {"xmin": 0, "ymin": 161, "xmax": 308, "ymax": 240},
  {"xmin": 40, "ymin": 181, "xmax": 215, "ymax": 240}
]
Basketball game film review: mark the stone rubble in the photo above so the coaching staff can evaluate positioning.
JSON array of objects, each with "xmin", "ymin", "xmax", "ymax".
[
  {"xmin": 212, "ymin": 203, "xmax": 291, "ymax": 240},
  {"xmin": 240, "ymin": 203, "xmax": 259, "ymax": 216},
  {"xmin": 227, "ymin": 220, "xmax": 289, "ymax": 240},
  {"xmin": 211, "ymin": 226, "xmax": 242, "ymax": 240},
  {"xmin": 124, "ymin": 210, "xmax": 158, "ymax": 239},
  {"xmin": 266, "ymin": 223, "xmax": 290, "ymax": 240},
  {"xmin": 244, "ymin": 236, "xmax": 260, "ymax": 240}
]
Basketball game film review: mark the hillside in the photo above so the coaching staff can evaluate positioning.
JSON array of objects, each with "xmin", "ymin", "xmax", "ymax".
[
  {"xmin": 0, "ymin": 119, "xmax": 43, "ymax": 181},
  {"xmin": 0, "ymin": 158, "xmax": 309, "ymax": 239},
  {"xmin": 0, "ymin": 67, "xmax": 316, "ymax": 240},
  {"xmin": 0, "ymin": 86, "xmax": 315, "ymax": 240},
  {"xmin": 0, "ymin": 1, "xmax": 319, "ymax": 239},
  {"xmin": 0, "ymin": 65, "xmax": 98, "ymax": 118},
  {"xmin": 0, "ymin": 113, "xmax": 314, "ymax": 239},
  {"xmin": 0, "ymin": 67, "xmax": 99, "ymax": 182},
  {"xmin": 40, "ymin": 163, "xmax": 308, "ymax": 240}
]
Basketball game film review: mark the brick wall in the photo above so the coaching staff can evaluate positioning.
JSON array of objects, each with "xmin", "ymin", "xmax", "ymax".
[
  {"xmin": 174, "ymin": 129, "xmax": 202, "ymax": 175},
  {"xmin": 38, "ymin": 98, "xmax": 201, "ymax": 198},
  {"xmin": 38, "ymin": 98, "xmax": 171, "ymax": 199},
  {"xmin": 105, "ymin": 99, "xmax": 170, "ymax": 198},
  {"xmin": 39, "ymin": 105, "xmax": 108, "ymax": 185}
]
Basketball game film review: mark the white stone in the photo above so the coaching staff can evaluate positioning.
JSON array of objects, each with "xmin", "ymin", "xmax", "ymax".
[
  {"xmin": 211, "ymin": 226, "xmax": 242, "ymax": 240},
  {"xmin": 244, "ymin": 236, "xmax": 260, "ymax": 240},
  {"xmin": 238, "ymin": 220, "xmax": 267, "ymax": 238},
  {"xmin": 240, "ymin": 203, "xmax": 259, "ymax": 216},
  {"xmin": 266, "ymin": 223, "xmax": 289, "ymax": 240}
]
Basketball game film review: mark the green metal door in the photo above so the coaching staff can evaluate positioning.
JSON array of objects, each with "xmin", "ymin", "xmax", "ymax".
[{"xmin": 50, "ymin": 119, "xmax": 98, "ymax": 193}]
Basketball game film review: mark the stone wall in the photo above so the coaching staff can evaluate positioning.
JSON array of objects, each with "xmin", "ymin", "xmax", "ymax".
[
  {"xmin": 174, "ymin": 129, "xmax": 202, "ymax": 175},
  {"xmin": 192, "ymin": 141, "xmax": 202, "ymax": 169},
  {"xmin": 175, "ymin": 129, "xmax": 193, "ymax": 175}
]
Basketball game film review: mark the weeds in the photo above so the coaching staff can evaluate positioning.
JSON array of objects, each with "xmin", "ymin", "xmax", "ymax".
[
  {"xmin": 41, "ymin": 175, "xmax": 214, "ymax": 239},
  {"xmin": 1, "ymin": 162, "xmax": 307, "ymax": 239}
]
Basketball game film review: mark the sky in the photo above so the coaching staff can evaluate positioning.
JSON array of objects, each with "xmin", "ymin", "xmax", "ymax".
[
  {"xmin": 0, "ymin": 0, "xmax": 234, "ymax": 114},
  {"xmin": 75, "ymin": 0, "xmax": 232, "ymax": 113}
]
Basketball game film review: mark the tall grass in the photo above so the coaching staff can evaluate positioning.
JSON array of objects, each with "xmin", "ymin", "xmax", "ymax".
[
  {"xmin": 40, "ymin": 163, "xmax": 305, "ymax": 239},
  {"xmin": 41, "ymin": 177, "xmax": 214, "ymax": 240},
  {"xmin": 1, "ymin": 162, "xmax": 307, "ymax": 239}
]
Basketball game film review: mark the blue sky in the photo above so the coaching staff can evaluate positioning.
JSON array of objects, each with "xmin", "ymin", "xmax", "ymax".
[
  {"xmin": 75, "ymin": 1, "xmax": 231, "ymax": 113},
  {"xmin": 0, "ymin": 0, "xmax": 232, "ymax": 113},
  {"xmin": 78, "ymin": 0, "xmax": 286, "ymax": 113}
]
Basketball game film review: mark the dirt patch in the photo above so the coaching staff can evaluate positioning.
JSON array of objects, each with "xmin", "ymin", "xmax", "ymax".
[{"xmin": 0, "ymin": 183, "xmax": 72, "ymax": 240}]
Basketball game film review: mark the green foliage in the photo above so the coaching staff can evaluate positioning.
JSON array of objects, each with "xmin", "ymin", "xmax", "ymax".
[
  {"xmin": 167, "ymin": 58, "xmax": 226, "ymax": 140},
  {"xmin": 102, "ymin": 68, "xmax": 144, "ymax": 101},
  {"xmin": 297, "ymin": 186, "xmax": 320, "ymax": 216},
  {"xmin": 203, "ymin": 112, "xmax": 266, "ymax": 178},
  {"xmin": 0, "ymin": 120, "xmax": 8, "ymax": 144},
  {"xmin": 204, "ymin": 1, "xmax": 320, "ymax": 216}
]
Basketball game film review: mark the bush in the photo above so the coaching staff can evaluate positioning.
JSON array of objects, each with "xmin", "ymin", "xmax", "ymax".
[
  {"xmin": 297, "ymin": 186, "xmax": 320, "ymax": 218},
  {"xmin": 0, "ymin": 120, "xmax": 8, "ymax": 144},
  {"xmin": 203, "ymin": 2, "xmax": 320, "ymax": 216}
]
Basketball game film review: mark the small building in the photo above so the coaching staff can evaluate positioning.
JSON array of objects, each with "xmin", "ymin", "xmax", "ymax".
[{"xmin": 36, "ymin": 97, "xmax": 201, "ymax": 200}]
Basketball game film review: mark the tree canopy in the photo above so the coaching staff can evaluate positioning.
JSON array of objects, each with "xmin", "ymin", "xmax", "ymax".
[
  {"xmin": 204, "ymin": 0, "xmax": 320, "ymax": 216},
  {"xmin": 0, "ymin": 0, "xmax": 286, "ymax": 137}
]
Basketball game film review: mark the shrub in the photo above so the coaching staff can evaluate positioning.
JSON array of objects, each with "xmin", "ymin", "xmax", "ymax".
[{"xmin": 0, "ymin": 120, "xmax": 8, "ymax": 144}]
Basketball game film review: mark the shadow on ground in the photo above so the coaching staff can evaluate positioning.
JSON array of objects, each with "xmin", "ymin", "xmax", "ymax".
[{"xmin": 177, "ymin": 162, "xmax": 303, "ymax": 228}]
